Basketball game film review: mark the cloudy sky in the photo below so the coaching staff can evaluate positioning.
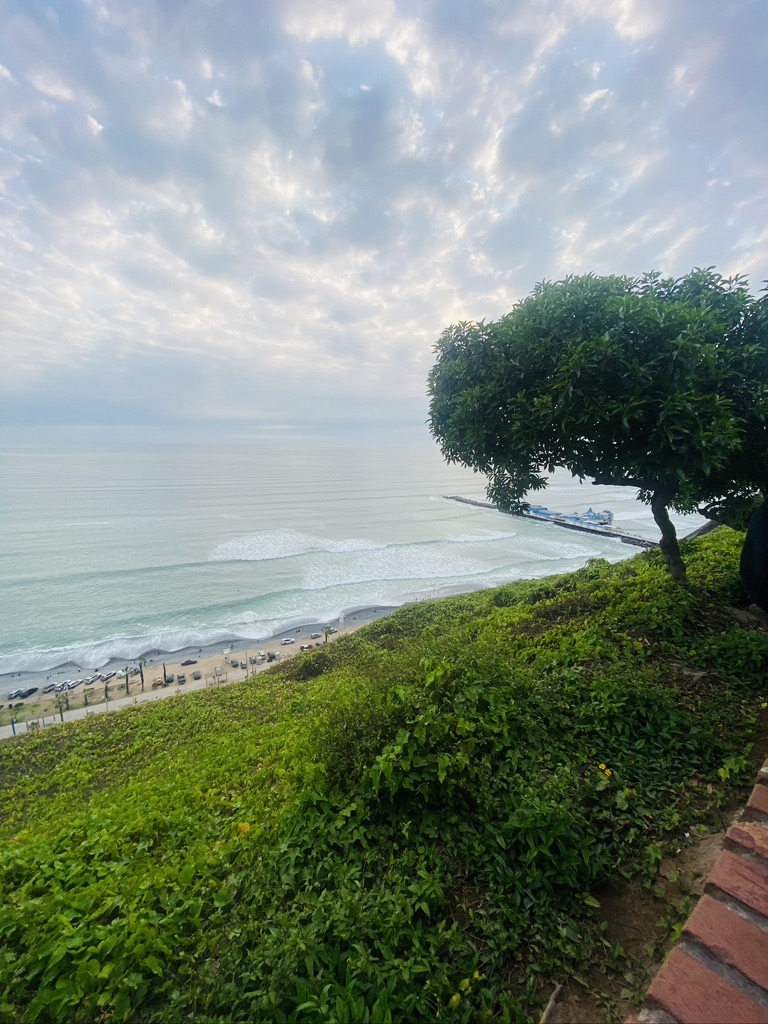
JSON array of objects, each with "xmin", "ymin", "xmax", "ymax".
[{"xmin": 1, "ymin": 0, "xmax": 766, "ymax": 443}]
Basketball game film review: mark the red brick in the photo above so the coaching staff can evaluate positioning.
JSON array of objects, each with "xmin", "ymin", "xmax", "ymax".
[
  {"xmin": 647, "ymin": 947, "xmax": 768, "ymax": 1023},
  {"xmin": 706, "ymin": 850, "xmax": 768, "ymax": 918},
  {"xmin": 684, "ymin": 894, "xmax": 768, "ymax": 989},
  {"xmin": 726, "ymin": 822, "xmax": 768, "ymax": 864},
  {"xmin": 756, "ymin": 762, "xmax": 768, "ymax": 786},
  {"xmin": 746, "ymin": 784, "xmax": 768, "ymax": 820}
]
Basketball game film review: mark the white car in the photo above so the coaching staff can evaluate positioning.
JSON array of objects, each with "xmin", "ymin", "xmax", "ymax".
[{"xmin": 281, "ymin": 637, "xmax": 295, "ymax": 645}]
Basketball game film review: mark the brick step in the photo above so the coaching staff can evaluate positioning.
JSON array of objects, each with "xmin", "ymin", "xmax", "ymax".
[{"xmin": 630, "ymin": 761, "xmax": 768, "ymax": 1023}]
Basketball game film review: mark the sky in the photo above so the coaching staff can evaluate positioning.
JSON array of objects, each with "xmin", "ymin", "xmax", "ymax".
[{"xmin": 1, "ymin": 0, "xmax": 767, "ymax": 444}]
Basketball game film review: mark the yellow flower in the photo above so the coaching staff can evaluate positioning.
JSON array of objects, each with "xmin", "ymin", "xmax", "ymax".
[
  {"xmin": 604, "ymin": 768, "xmax": 613, "ymax": 778},
  {"xmin": 599, "ymin": 763, "xmax": 606, "ymax": 771},
  {"xmin": 238, "ymin": 822, "xmax": 252, "ymax": 835}
]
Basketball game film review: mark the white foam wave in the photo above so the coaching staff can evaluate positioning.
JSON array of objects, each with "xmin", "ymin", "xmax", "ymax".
[
  {"xmin": 302, "ymin": 546, "xmax": 487, "ymax": 590},
  {"xmin": 208, "ymin": 529, "xmax": 386, "ymax": 563},
  {"xmin": 58, "ymin": 521, "xmax": 112, "ymax": 527},
  {"xmin": 446, "ymin": 529, "xmax": 517, "ymax": 544},
  {"xmin": 0, "ymin": 626, "xmax": 255, "ymax": 676}
]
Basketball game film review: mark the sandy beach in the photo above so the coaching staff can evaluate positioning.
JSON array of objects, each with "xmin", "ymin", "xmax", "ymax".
[{"xmin": 0, "ymin": 606, "xmax": 396, "ymax": 738}]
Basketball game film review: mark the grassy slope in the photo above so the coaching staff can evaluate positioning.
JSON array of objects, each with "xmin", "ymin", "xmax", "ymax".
[{"xmin": 1, "ymin": 529, "xmax": 768, "ymax": 1023}]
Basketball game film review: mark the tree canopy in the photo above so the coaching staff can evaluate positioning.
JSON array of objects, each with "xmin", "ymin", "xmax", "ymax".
[{"xmin": 427, "ymin": 268, "xmax": 768, "ymax": 581}]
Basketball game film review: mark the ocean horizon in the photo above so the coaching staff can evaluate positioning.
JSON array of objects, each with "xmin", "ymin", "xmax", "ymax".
[{"xmin": 0, "ymin": 438, "xmax": 706, "ymax": 679}]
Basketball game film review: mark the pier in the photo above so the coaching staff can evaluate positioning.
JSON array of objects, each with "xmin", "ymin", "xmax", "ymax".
[{"xmin": 443, "ymin": 495, "xmax": 658, "ymax": 550}]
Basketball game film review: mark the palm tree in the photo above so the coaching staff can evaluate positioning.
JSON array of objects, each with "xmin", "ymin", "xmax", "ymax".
[{"xmin": 55, "ymin": 692, "xmax": 69, "ymax": 722}]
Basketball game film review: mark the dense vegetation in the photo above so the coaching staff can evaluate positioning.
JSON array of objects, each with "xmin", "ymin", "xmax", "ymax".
[
  {"xmin": 428, "ymin": 268, "xmax": 768, "ymax": 580},
  {"xmin": 2, "ymin": 529, "xmax": 768, "ymax": 1022}
]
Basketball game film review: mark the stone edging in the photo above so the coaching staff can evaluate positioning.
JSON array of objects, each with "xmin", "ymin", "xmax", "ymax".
[{"xmin": 628, "ymin": 760, "xmax": 768, "ymax": 1023}]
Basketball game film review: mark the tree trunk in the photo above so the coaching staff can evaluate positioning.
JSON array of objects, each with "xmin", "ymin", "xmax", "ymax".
[{"xmin": 651, "ymin": 488, "xmax": 689, "ymax": 585}]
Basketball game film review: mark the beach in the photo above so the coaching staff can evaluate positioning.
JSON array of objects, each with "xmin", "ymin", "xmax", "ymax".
[
  {"xmin": 0, "ymin": 606, "xmax": 396, "ymax": 739},
  {"xmin": 0, "ymin": 441, "xmax": 709, "ymax": 745}
]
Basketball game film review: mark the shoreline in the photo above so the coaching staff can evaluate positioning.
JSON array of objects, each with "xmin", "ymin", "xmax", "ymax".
[{"xmin": 0, "ymin": 606, "xmax": 399, "ymax": 736}]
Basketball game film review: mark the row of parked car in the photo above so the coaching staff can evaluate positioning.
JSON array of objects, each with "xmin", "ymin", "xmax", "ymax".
[
  {"xmin": 6, "ymin": 686, "xmax": 38, "ymax": 700},
  {"xmin": 42, "ymin": 679, "xmax": 88, "ymax": 695},
  {"xmin": 164, "ymin": 671, "xmax": 203, "ymax": 684},
  {"xmin": 6, "ymin": 667, "xmax": 144, "ymax": 701}
]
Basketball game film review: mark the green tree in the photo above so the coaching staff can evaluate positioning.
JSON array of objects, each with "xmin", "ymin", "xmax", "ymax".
[{"xmin": 428, "ymin": 268, "xmax": 768, "ymax": 582}]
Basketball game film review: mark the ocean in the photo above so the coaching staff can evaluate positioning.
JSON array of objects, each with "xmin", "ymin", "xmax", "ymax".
[{"xmin": 0, "ymin": 440, "xmax": 705, "ymax": 679}]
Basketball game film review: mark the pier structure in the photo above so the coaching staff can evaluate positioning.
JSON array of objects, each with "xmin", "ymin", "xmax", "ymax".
[{"xmin": 443, "ymin": 495, "xmax": 658, "ymax": 550}]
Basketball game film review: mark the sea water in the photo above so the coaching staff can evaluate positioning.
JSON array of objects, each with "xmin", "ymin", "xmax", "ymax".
[{"xmin": 0, "ymin": 440, "xmax": 705, "ymax": 677}]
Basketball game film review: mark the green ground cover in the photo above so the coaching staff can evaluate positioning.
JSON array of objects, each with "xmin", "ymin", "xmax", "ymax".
[{"xmin": 1, "ymin": 528, "xmax": 767, "ymax": 1022}]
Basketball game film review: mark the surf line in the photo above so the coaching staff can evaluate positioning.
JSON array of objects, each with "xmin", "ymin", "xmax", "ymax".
[{"xmin": 443, "ymin": 495, "xmax": 657, "ymax": 550}]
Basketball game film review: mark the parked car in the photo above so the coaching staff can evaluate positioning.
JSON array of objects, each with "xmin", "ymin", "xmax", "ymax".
[
  {"xmin": 43, "ymin": 683, "xmax": 57, "ymax": 694},
  {"xmin": 7, "ymin": 689, "xmax": 22, "ymax": 700},
  {"xmin": 192, "ymin": 671, "xmax": 202, "ymax": 680},
  {"xmin": 310, "ymin": 632, "xmax": 322, "ymax": 639},
  {"xmin": 177, "ymin": 674, "xmax": 186, "ymax": 684},
  {"xmin": 281, "ymin": 638, "xmax": 295, "ymax": 645},
  {"xmin": 299, "ymin": 644, "xmax": 313, "ymax": 652},
  {"xmin": 181, "ymin": 659, "xmax": 197, "ymax": 666},
  {"xmin": 166, "ymin": 674, "xmax": 174, "ymax": 684},
  {"xmin": 240, "ymin": 661, "xmax": 247, "ymax": 669}
]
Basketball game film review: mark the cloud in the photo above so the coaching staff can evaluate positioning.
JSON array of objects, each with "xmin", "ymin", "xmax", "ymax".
[{"xmin": 1, "ymin": 0, "xmax": 766, "ymax": 436}]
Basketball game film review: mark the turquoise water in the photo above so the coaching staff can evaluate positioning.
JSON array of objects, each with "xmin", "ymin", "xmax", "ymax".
[{"xmin": 0, "ymin": 441, "xmax": 703, "ymax": 676}]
